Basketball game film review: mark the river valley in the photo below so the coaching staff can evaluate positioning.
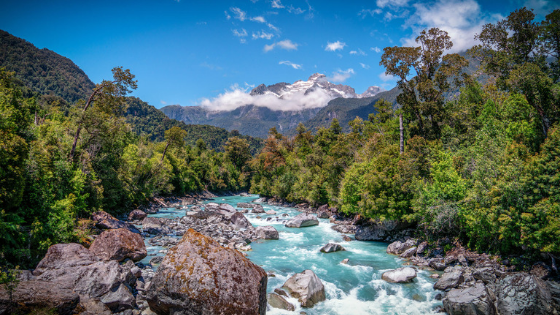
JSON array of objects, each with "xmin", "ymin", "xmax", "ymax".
[{"xmin": 141, "ymin": 195, "xmax": 442, "ymax": 315}]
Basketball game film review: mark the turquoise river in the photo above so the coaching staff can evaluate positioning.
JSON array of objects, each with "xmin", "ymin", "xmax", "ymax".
[{"xmin": 141, "ymin": 194, "xmax": 443, "ymax": 315}]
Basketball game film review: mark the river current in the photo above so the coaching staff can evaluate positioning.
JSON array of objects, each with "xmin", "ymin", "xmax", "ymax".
[{"xmin": 141, "ymin": 194, "xmax": 442, "ymax": 315}]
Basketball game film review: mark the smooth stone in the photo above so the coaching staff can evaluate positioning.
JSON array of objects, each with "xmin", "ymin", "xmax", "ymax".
[
  {"xmin": 268, "ymin": 293, "xmax": 295, "ymax": 311},
  {"xmin": 434, "ymin": 270, "xmax": 464, "ymax": 291},
  {"xmin": 285, "ymin": 213, "xmax": 319, "ymax": 228},
  {"xmin": 381, "ymin": 267, "xmax": 417, "ymax": 283},
  {"xmin": 255, "ymin": 226, "xmax": 279, "ymax": 240},
  {"xmin": 320, "ymin": 243, "xmax": 346, "ymax": 253},
  {"xmin": 282, "ymin": 270, "xmax": 326, "ymax": 308}
]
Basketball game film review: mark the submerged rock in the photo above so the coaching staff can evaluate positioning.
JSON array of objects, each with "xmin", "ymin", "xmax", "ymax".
[
  {"xmin": 268, "ymin": 293, "xmax": 295, "ymax": 311},
  {"xmin": 285, "ymin": 213, "xmax": 319, "ymax": 228},
  {"xmin": 89, "ymin": 228, "xmax": 147, "ymax": 262},
  {"xmin": 146, "ymin": 229, "xmax": 267, "ymax": 315},
  {"xmin": 282, "ymin": 270, "xmax": 326, "ymax": 308},
  {"xmin": 320, "ymin": 243, "xmax": 346, "ymax": 253},
  {"xmin": 255, "ymin": 226, "xmax": 279, "ymax": 240},
  {"xmin": 381, "ymin": 267, "xmax": 417, "ymax": 283}
]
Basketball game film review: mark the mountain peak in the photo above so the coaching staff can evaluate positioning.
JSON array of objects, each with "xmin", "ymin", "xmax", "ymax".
[{"xmin": 308, "ymin": 73, "xmax": 327, "ymax": 82}]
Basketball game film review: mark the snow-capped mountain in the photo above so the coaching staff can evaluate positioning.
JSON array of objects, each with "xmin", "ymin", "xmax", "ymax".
[{"xmin": 250, "ymin": 73, "xmax": 383, "ymax": 99}]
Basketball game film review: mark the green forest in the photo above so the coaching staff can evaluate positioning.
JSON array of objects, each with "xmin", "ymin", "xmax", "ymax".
[{"xmin": 1, "ymin": 7, "xmax": 559, "ymax": 270}]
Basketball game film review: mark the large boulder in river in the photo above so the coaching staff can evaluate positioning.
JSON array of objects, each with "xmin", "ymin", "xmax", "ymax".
[
  {"xmin": 282, "ymin": 270, "xmax": 326, "ymax": 308},
  {"xmin": 443, "ymin": 282, "xmax": 495, "ymax": 315},
  {"xmin": 142, "ymin": 217, "xmax": 169, "ymax": 235},
  {"xmin": 252, "ymin": 204, "xmax": 265, "ymax": 213},
  {"xmin": 381, "ymin": 267, "xmax": 417, "ymax": 283},
  {"xmin": 320, "ymin": 243, "xmax": 346, "ymax": 253},
  {"xmin": 146, "ymin": 229, "xmax": 267, "ymax": 315},
  {"xmin": 285, "ymin": 213, "xmax": 319, "ymax": 228},
  {"xmin": 89, "ymin": 228, "xmax": 147, "ymax": 262},
  {"xmin": 386, "ymin": 239, "xmax": 417, "ymax": 255},
  {"xmin": 230, "ymin": 211, "xmax": 253, "ymax": 229},
  {"xmin": 32, "ymin": 243, "xmax": 136, "ymax": 311},
  {"xmin": 92, "ymin": 211, "xmax": 140, "ymax": 234},
  {"xmin": 0, "ymin": 279, "xmax": 80, "ymax": 315},
  {"xmin": 128, "ymin": 209, "xmax": 147, "ymax": 221},
  {"xmin": 355, "ymin": 220, "xmax": 413, "ymax": 241},
  {"xmin": 256, "ymin": 226, "xmax": 279, "ymax": 240},
  {"xmin": 494, "ymin": 273, "xmax": 552, "ymax": 315},
  {"xmin": 268, "ymin": 293, "xmax": 295, "ymax": 311}
]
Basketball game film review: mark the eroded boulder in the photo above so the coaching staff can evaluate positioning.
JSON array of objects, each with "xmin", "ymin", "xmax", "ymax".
[
  {"xmin": 146, "ymin": 229, "xmax": 267, "ymax": 315},
  {"xmin": 282, "ymin": 270, "xmax": 326, "ymax": 308},
  {"xmin": 354, "ymin": 220, "xmax": 413, "ymax": 242},
  {"xmin": 92, "ymin": 211, "xmax": 140, "ymax": 234},
  {"xmin": 434, "ymin": 270, "xmax": 464, "ymax": 291},
  {"xmin": 285, "ymin": 213, "xmax": 319, "ymax": 228},
  {"xmin": 381, "ymin": 267, "xmax": 417, "ymax": 283},
  {"xmin": 89, "ymin": 228, "xmax": 147, "ymax": 262},
  {"xmin": 320, "ymin": 243, "xmax": 346, "ymax": 253},
  {"xmin": 443, "ymin": 282, "xmax": 495, "ymax": 315},
  {"xmin": 255, "ymin": 226, "xmax": 279, "ymax": 240},
  {"xmin": 0, "ymin": 280, "xmax": 79, "ymax": 315},
  {"xmin": 495, "ymin": 273, "xmax": 552, "ymax": 315},
  {"xmin": 230, "ymin": 211, "xmax": 253, "ymax": 229},
  {"xmin": 128, "ymin": 209, "xmax": 147, "ymax": 221},
  {"xmin": 268, "ymin": 293, "xmax": 295, "ymax": 311}
]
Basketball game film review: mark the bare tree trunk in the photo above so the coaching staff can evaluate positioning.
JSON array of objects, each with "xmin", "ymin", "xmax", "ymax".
[
  {"xmin": 69, "ymin": 84, "xmax": 107, "ymax": 161},
  {"xmin": 399, "ymin": 113, "xmax": 404, "ymax": 154},
  {"xmin": 160, "ymin": 142, "xmax": 170, "ymax": 163}
]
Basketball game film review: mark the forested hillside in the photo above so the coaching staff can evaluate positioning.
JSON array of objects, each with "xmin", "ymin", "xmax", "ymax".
[{"xmin": 0, "ymin": 30, "xmax": 95, "ymax": 103}]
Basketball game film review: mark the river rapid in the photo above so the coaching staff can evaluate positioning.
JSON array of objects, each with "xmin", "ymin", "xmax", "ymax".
[{"xmin": 142, "ymin": 194, "xmax": 442, "ymax": 315}]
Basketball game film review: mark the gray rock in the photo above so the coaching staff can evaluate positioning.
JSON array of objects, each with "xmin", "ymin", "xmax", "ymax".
[
  {"xmin": 256, "ymin": 226, "xmax": 279, "ymax": 240},
  {"xmin": 230, "ymin": 212, "xmax": 253, "ymax": 229},
  {"xmin": 472, "ymin": 267, "xmax": 496, "ymax": 284},
  {"xmin": 400, "ymin": 247, "xmax": 418, "ymax": 258},
  {"xmin": 320, "ymin": 243, "xmax": 346, "ymax": 253},
  {"xmin": 141, "ymin": 217, "xmax": 167, "ymax": 235},
  {"xmin": 494, "ymin": 273, "xmax": 552, "ymax": 315},
  {"xmin": 387, "ymin": 239, "xmax": 417, "ymax": 255},
  {"xmin": 237, "ymin": 202, "xmax": 254, "ymax": 208},
  {"xmin": 79, "ymin": 298, "xmax": 112, "ymax": 315},
  {"xmin": 443, "ymin": 282, "xmax": 495, "ymax": 315},
  {"xmin": 341, "ymin": 259, "xmax": 350, "ymax": 264},
  {"xmin": 146, "ymin": 229, "xmax": 267, "ymax": 315},
  {"xmin": 317, "ymin": 211, "xmax": 330, "ymax": 219},
  {"xmin": 285, "ymin": 213, "xmax": 319, "ymax": 228},
  {"xmin": 252, "ymin": 205, "xmax": 265, "ymax": 213},
  {"xmin": 92, "ymin": 211, "xmax": 140, "ymax": 234},
  {"xmin": 331, "ymin": 224, "xmax": 356, "ymax": 234},
  {"xmin": 266, "ymin": 210, "xmax": 277, "ymax": 215},
  {"xmin": 100, "ymin": 283, "xmax": 136, "ymax": 312},
  {"xmin": 268, "ymin": 293, "xmax": 295, "ymax": 311},
  {"xmin": 429, "ymin": 258, "xmax": 447, "ymax": 271},
  {"xmin": 0, "ymin": 279, "xmax": 80, "ymax": 315},
  {"xmin": 282, "ymin": 270, "xmax": 326, "ymax": 308},
  {"xmin": 434, "ymin": 270, "xmax": 464, "ymax": 291},
  {"xmin": 128, "ymin": 209, "xmax": 147, "ymax": 221},
  {"xmin": 89, "ymin": 228, "xmax": 147, "ymax": 262},
  {"xmin": 33, "ymin": 243, "xmax": 135, "ymax": 305},
  {"xmin": 354, "ymin": 220, "xmax": 413, "ymax": 241},
  {"xmin": 381, "ymin": 267, "xmax": 417, "ymax": 283},
  {"xmin": 417, "ymin": 241, "xmax": 428, "ymax": 256}
]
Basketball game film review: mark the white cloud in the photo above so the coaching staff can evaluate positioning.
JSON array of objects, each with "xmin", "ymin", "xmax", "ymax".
[
  {"xmin": 305, "ymin": 0, "xmax": 315, "ymax": 19},
  {"xmin": 277, "ymin": 39, "xmax": 298, "ymax": 50},
  {"xmin": 161, "ymin": 100, "xmax": 167, "ymax": 105},
  {"xmin": 349, "ymin": 48, "xmax": 367, "ymax": 56},
  {"xmin": 232, "ymin": 29, "xmax": 248, "ymax": 37},
  {"xmin": 230, "ymin": 7, "xmax": 247, "ymax": 21},
  {"xmin": 200, "ymin": 62, "xmax": 222, "ymax": 70},
  {"xmin": 325, "ymin": 41, "xmax": 346, "ymax": 51},
  {"xmin": 358, "ymin": 8, "xmax": 382, "ymax": 18},
  {"xmin": 251, "ymin": 16, "xmax": 266, "ymax": 23},
  {"xmin": 264, "ymin": 39, "xmax": 298, "ymax": 52},
  {"xmin": 271, "ymin": 0, "xmax": 284, "ymax": 8},
  {"xmin": 288, "ymin": 5, "xmax": 305, "ymax": 14},
  {"xmin": 402, "ymin": 0, "xmax": 493, "ymax": 53},
  {"xmin": 360, "ymin": 63, "xmax": 370, "ymax": 69},
  {"xmin": 267, "ymin": 23, "xmax": 280, "ymax": 32},
  {"xmin": 200, "ymin": 83, "xmax": 333, "ymax": 111},
  {"xmin": 225, "ymin": 11, "xmax": 231, "ymax": 20},
  {"xmin": 279, "ymin": 60, "xmax": 302, "ymax": 69},
  {"xmin": 252, "ymin": 31, "xmax": 274, "ymax": 40},
  {"xmin": 377, "ymin": 0, "xmax": 409, "ymax": 8},
  {"xmin": 371, "ymin": 46, "xmax": 381, "ymax": 53},
  {"xmin": 329, "ymin": 68, "xmax": 355, "ymax": 83},
  {"xmin": 524, "ymin": 0, "xmax": 560, "ymax": 17},
  {"xmin": 379, "ymin": 71, "xmax": 396, "ymax": 81}
]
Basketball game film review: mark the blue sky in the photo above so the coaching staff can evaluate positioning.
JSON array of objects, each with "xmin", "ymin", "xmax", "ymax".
[{"xmin": 1, "ymin": 0, "xmax": 559, "ymax": 109}]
